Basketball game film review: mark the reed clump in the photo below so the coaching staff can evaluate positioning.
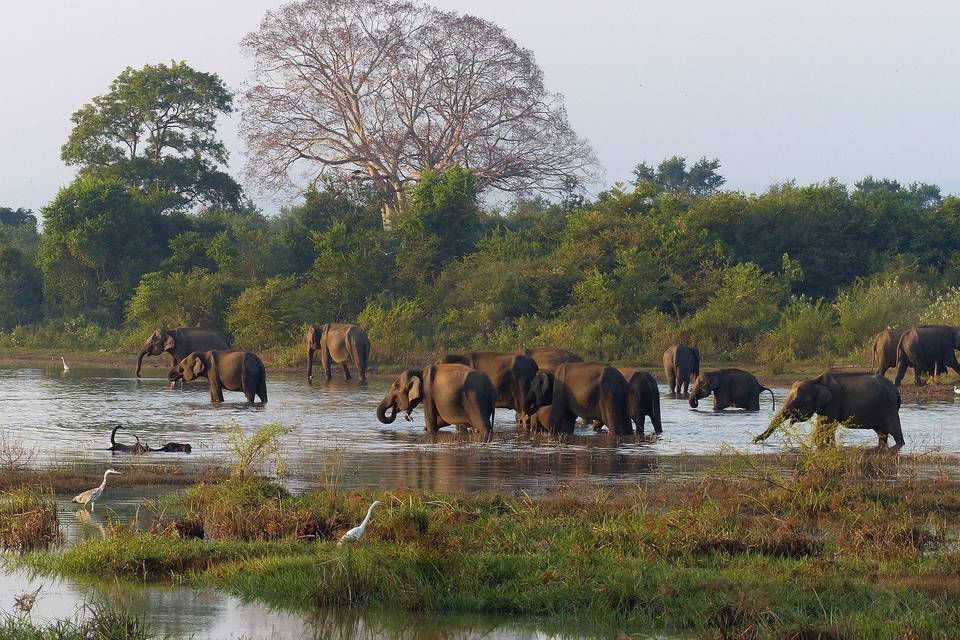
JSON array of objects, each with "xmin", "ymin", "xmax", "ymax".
[{"xmin": 0, "ymin": 488, "xmax": 60, "ymax": 550}]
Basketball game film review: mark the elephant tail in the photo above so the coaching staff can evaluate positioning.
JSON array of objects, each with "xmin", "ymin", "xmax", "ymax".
[
  {"xmin": 650, "ymin": 377, "xmax": 663, "ymax": 433},
  {"xmin": 600, "ymin": 377, "xmax": 631, "ymax": 436},
  {"xmin": 761, "ymin": 387, "xmax": 776, "ymax": 411}
]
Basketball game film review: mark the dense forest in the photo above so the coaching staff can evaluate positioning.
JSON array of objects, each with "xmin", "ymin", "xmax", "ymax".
[{"xmin": 3, "ymin": 59, "xmax": 959, "ymax": 369}]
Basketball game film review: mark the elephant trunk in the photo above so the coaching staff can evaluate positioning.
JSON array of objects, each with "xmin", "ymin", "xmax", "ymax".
[
  {"xmin": 135, "ymin": 347, "xmax": 148, "ymax": 378},
  {"xmin": 689, "ymin": 396, "xmax": 699, "ymax": 408},
  {"xmin": 377, "ymin": 400, "xmax": 398, "ymax": 424}
]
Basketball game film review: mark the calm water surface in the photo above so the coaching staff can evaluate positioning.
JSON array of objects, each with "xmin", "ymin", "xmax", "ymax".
[{"xmin": 2, "ymin": 364, "xmax": 959, "ymax": 491}]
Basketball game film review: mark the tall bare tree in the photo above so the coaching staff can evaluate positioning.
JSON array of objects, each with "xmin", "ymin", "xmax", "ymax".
[{"xmin": 241, "ymin": 0, "xmax": 598, "ymax": 227}]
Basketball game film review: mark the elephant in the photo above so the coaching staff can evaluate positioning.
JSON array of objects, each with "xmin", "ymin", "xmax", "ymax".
[
  {"xmin": 524, "ymin": 362, "xmax": 633, "ymax": 435},
  {"xmin": 521, "ymin": 348, "xmax": 583, "ymax": 371},
  {"xmin": 376, "ymin": 364, "xmax": 496, "ymax": 435},
  {"xmin": 437, "ymin": 352, "xmax": 538, "ymax": 421},
  {"xmin": 135, "ymin": 327, "xmax": 230, "ymax": 377},
  {"xmin": 663, "ymin": 344, "xmax": 700, "ymax": 397},
  {"xmin": 168, "ymin": 350, "xmax": 267, "ymax": 404},
  {"xmin": 753, "ymin": 372, "xmax": 903, "ymax": 448},
  {"xmin": 894, "ymin": 325, "xmax": 960, "ymax": 387},
  {"xmin": 872, "ymin": 328, "xmax": 906, "ymax": 376},
  {"xmin": 306, "ymin": 323, "xmax": 370, "ymax": 382},
  {"xmin": 689, "ymin": 369, "xmax": 775, "ymax": 412},
  {"xmin": 618, "ymin": 368, "xmax": 663, "ymax": 434}
]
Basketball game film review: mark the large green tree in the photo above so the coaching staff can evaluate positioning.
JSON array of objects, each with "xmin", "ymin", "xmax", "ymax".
[
  {"xmin": 62, "ymin": 61, "xmax": 240, "ymax": 211},
  {"xmin": 39, "ymin": 176, "xmax": 173, "ymax": 320}
]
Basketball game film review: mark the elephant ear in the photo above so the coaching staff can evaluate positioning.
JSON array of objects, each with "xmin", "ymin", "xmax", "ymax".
[
  {"xmin": 408, "ymin": 375, "xmax": 423, "ymax": 405},
  {"xmin": 191, "ymin": 356, "xmax": 205, "ymax": 377},
  {"xmin": 163, "ymin": 333, "xmax": 176, "ymax": 351},
  {"xmin": 536, "ymin": 371, "xmax": 553, "ymax": 404},
  {"xmin": 812, "ymin": 383, "xmax": 833, "ymax": 411}
]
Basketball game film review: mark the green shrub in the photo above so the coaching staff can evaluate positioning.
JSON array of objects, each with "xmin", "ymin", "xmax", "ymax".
[
  {"xmin": 126, "ymin": 268, "xmax": 236, "ymax": 333},
  {"xmin": 356, "ymin": 300, "xmax": 423, "ymax": 364},
  {"xmin": 688, "ymin": 263, "xmax": 787, "ymax": 356},
  {"xmin": 759, "ymin": 297, "xmax": 837, "ymax": 365},
  {"xmin": 0, "ymin": 317, "xmax": 121, "ymax": 351},
  {"xmin": 922, "ymin": 286, "xmax": 960, "ymax": 325},
  {"xmin": 226, "ymin": 276, "xmax": 313, "ymax": 350},
  {"xmin": 834, "ymin": 276, "xmax": 930, "ymax": 355}
]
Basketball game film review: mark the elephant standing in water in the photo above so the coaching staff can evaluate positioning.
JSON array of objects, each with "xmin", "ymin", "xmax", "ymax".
[
  {"xmin": 306, "ymin": 323, "xmax": 370, "ymax": 382},
  {"xmin": 894, "ymin": 325, "xmax": 960, "ymax": 387},
  {"xmin": 376, "ymin": 364, "xmax": 496, "ymax": 435},
  {"xmin": 524, "ymin": 362, "xmax": 633, "ymax": 436},
  {"xmin": 872, "ymin": 328, "xmax": 906, "ymax": 376},
  {"xmin": 753, "ymin": 372, "xmax": 903, "ymax": 448},
  {"xmin": 169, "ymin": 350, "xmax": 267, "ymax": 404},
  {"xmin": 689, "ymin": 369, "xmax": 774, "ymax": 412},
  {"xmin": 618, "ymin": 368, "xmax": 662, "ymax": 434},
  {"xmin": 438, "ymin": 352, "xmax": 538, "ymax": 423},
  {"xmin": 135, "ymin": 328, "xmax": 230, "ymax": 377},
  {"xmin": 663, "ymin": 344, "xmax": 700, "ymax": 397}
]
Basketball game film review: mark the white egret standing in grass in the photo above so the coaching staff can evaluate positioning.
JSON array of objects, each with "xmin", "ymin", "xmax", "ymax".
[
  {"xmin": 72, "ymin": 469, "xmax": 120, "ymax": 511},
  {"xmin": 60, "ymin": 357, "xmax": 69, "ymax": 371},
  {"xmin": 338, "ymin": 500, "xmax": 383, "ymax": 545}
]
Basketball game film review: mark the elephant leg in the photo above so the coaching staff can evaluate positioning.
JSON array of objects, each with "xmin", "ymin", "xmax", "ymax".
[
  {"xmin": 636, "ymin": 413, "xmax": 646, "ymax": 436},
  {"xmin": 307, "ymin": 347, "xmax": 315, "ymax": 381},
  {"xmin": 257, "ymin": 377, "xmax": 268, "ymax": 403},
  {"xmin": 893, "ymin": 358, "xmax": 908, "ymax": 387},
  {"xmin": 667, "ymin": 374, "xmax": 677, "ymax": 397},
  {"xmin": 209, "ymin": 382, "xmax": 225, "ymax": 404},
  {"xmin": 748, "ymin": 393, "xmax": 760, "ymax": 412},
  {"xmin": 341, "ymin": 362, "xmax": 352, "ymax": 380},
  {"xmin": 874, "ymin": 429, "xmax": 889, "ymax": 449},
  {"xmin": 884, "ymin": 416, "xmax": 905, "ymax": 448}
]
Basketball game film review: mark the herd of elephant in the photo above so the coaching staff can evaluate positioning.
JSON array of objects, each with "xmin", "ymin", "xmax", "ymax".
[{"xmin": 133, "ymin": 323, "xmax": 927, "ymax": 449}]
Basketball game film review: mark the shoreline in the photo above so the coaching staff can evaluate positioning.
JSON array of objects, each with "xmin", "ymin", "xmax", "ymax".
[{"xmin": 4, "ymin": 346, "xmax": 956, "ymax": 400}]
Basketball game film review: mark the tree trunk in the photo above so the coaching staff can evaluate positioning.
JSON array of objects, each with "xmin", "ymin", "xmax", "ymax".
[{"xmin": 380, "ymin": 189, "xmax": 409, "ymax": 230}]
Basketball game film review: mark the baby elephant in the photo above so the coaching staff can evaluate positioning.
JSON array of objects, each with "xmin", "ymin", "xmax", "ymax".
[
  {"xmin": 689, "ymin": 369, "xmax": 774, "ymax": 412},
  {"xmin": 169, "ymin": 350, "xmax": 267, "ymax": 404}
]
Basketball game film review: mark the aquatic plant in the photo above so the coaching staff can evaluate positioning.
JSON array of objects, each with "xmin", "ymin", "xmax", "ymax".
[
  {"xmin": 223, "ymin": 421, "xmax": 289, "ymax": 479},
  {"xmin": 0, "ymin": 488, "xmax": 59, "ymax": 551}
]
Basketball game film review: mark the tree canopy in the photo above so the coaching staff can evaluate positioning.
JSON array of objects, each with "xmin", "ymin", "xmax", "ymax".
[
  {"xmin": 62, "ymin": 61, "xmax": 240, "ymax": 211},
  {"xmin": 240, "ymin": 0, "xmax": 597, "ymax": 227}
]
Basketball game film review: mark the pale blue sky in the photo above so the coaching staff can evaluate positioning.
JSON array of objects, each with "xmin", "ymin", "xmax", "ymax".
[{"xmin": 1, "ymin": 0, "xmax": 958, "ymax": 214}]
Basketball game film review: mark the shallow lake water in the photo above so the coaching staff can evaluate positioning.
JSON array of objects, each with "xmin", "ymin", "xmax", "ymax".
[{"xmin": 2, "ymin": 363, "xmax": 960, "ymax": 492}]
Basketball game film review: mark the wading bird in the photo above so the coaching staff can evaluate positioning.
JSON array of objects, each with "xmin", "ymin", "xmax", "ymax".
[
  {"xmin": 72, "ymin": 469, "xmax": 121, "ymax": 511},
  {"xmin": 337, "ymin": 500, "xmax": 383, "ymax": 545},
  {"xmin": 60, "ymin": 357, "xmax": 69, "ymax": 371}
]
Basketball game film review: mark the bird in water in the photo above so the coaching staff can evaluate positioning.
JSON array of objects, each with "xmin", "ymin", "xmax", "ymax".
[
  {"xmin": 72, "ymin": 469, "xmax": 121, "ymax": 511},
  {"xmin": 60, "ymin": 357, "xmax": 70, "ymax": 371},
  {"xmin": 337, "ymin": 500, "xmax": 383, "ymax": 545}
]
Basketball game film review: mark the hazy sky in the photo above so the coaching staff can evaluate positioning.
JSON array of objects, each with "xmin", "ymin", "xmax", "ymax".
[{"xmin": 2, "ymin": 0, "xmax": 958, "ymax": 214}]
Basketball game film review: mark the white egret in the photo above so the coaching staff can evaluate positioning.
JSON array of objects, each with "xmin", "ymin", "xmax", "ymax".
[
  {"xmin": 337, "ymin": 500, "xmax": 383, "ymax": 545},
  {"xmin": 72, "ymin": 469, "xmax": 121, "ymax": 511},
  {"xmin": 60, "ymin": 357, "xmax": 70, "ymax": 371}
]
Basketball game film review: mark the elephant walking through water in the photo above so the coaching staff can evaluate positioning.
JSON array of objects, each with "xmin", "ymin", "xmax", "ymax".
[
  {"xmin": 307, "ymin": 323, "xmax": 370, "ymax": 382},
  {"xmin": 894, "ymin": 325, "xmax": 960, "ymax": 387},
  {"xmin": 663, "ymin": 344, "xmax": 700, "ymax": 397},
  {"xmin": 753, "ymin": 372, "xmax": 903, "ymax": 449}
]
